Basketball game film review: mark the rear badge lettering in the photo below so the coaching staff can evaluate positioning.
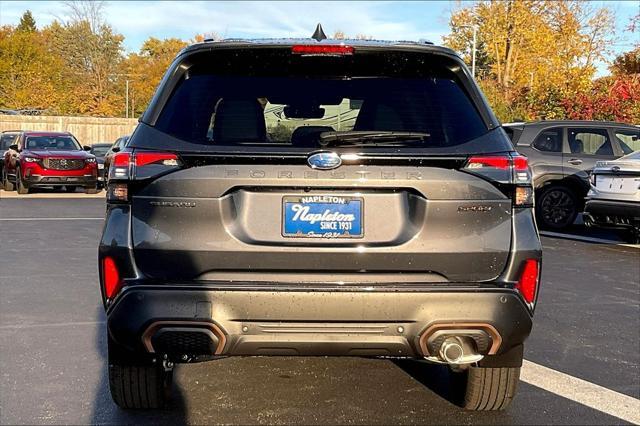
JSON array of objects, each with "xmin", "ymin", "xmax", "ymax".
[
  {"xmin": 458, "ymin": 205, "xmax": 492, "ymax": 212},
  {"xmin": 149, "ymin": 201, "xmax": 196, "ymax": 208}
]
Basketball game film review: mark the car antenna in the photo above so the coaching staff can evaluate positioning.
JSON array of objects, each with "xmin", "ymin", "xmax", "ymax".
[{"xmin": 311, "ymin": 23, "xmax": 327, "ymax": 42}]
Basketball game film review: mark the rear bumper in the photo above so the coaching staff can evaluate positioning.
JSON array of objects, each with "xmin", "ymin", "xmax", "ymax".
[
  {"xmin": 107, "ymin": 285, "xmax": 533, "ymax": 361},
  {"xmin": 584, "ymin": 199, "xmax": 640, "ymax": 229}
]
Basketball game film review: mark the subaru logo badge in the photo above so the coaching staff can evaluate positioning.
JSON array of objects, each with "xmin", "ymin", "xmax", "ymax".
[{"xmin": 307, "ymin": 151, "xmax": 342, "ymax": 170}]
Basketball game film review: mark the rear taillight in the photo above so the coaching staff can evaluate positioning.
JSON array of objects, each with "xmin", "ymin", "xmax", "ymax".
[
  {"xmin": 292, "ymin": 44, "xmax": 354, "ymax": 55},
  {"xmin": 463, "ymin": 154, "xmax": 533, "ymax": 207},
  {"xmin": 102, "ymin": 256, "xmax": 123, "ymax": 299},
  {"xmin": 107, "ymin": 150, "xmax": 182, "ymax": 203},
  {"xmin": 515, "ymin": 259, "xmax": 540, "ymax": 307}
]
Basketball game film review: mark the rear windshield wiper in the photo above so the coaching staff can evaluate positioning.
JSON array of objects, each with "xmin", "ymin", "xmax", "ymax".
[{"xmin": 319, "ymin": 131, "xmax": 431, "ymax": 147}]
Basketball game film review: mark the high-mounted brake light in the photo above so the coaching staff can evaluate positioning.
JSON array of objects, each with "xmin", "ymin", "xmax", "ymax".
[
  {"xmin": 102, "ymin": 256, "xmax": 123, "ymax": 299},
  {"xmin": 516, "ymin": 259, "xmax": 540, "ymax": 306},
  {"xmin": 292, "ymin": 45, "xmax": 354, "ymax": 55}
]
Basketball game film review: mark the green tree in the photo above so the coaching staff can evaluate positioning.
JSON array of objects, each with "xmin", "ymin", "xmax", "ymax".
[
  {"xmin": 17, "ymin": 10, "xmax": 37, "ymax": 33},
  {"xmin": 44, "ymin": 3, "xmax": 125, "ymax": 116}
]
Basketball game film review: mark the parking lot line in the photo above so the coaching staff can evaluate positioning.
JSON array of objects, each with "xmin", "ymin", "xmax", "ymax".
[
  {"xmin": 0, "ymin": 321, "xmax": 105, "ymax": 330},
  {"xmin": 0, "ymin": 217, "xmax": 104, "ymax": 221},
  {"xmin": 540, "ymin": 231, "xmax": 639, "ymax": 249},
  {"xmin": 521, "ymin": 360, "xmax": 640, "ymax": 424}
]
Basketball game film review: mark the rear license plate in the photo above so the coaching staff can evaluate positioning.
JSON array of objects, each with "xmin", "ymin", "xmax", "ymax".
[{"xmin": 283, "ymin": 196, "xmax": 363, "ymax": 238}]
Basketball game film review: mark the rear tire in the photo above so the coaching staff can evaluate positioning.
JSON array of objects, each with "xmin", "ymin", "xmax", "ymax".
[
  {"xmin": 16, "ymin": 168, "xmax": 29, "ymax": 194},
  {"xmin": 2, "ymin": 168, "xmax": 14, "ymax": 191},
  {"xmin": 108, "ymin": 337, "xmax": 172, "ymax": 409},
  {"xmin": 625, "ymin": 228, "xmax": 640, "ymax": 244},
  {"xmin": 109, "ymin": 363, "xmax": 172, "ymax": 409},
  {"xmin": 536, "ymin": 185, "xmax": 578, "ymax": 230},
  {"xmin": 453, "ymin": 366, "xmax": 520, "ymax": 411}
]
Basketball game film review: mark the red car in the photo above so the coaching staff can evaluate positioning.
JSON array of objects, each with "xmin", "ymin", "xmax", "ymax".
[{"xmin": 1, "ymin": 131, "xmax": 98, "ymax": 194}]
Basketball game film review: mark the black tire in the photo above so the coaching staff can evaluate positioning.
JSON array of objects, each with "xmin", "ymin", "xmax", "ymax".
[
  {"xmin": 2, "ymin": 168, "xmax": 14, "ymax": 191},
  {"xmin": 625, "ymin": 228, "xmax": 640, "ymax": 244},
  {"xmin": 536, "ymin": 185, "xmax": 578, "ymax": 229},
  {"xmin": 64, "ymin": 185, "xmax": 77, "ymax": 193},
  {"xmin": 453, "ymin": 366, "xmax": 520, "ymax": 411},
  {"xmin": 109, "ymin": 363, "xmax": 172, "ymax": 409},
  {"xmin": 16, "ymin": 168, "xmax": 29, "ymax": 194},
  {"xmin": 108, "ymin": 337, "xmax": 172, "ymax": 409}
]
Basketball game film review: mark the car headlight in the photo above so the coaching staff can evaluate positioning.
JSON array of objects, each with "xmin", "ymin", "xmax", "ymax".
[
  {"xmin": 23, "ymin": 157, "xmax": 39, "ymax": 163},
  {"xmin": 85, "ymin": 158, "xmax": 96, "ymax": 163}
]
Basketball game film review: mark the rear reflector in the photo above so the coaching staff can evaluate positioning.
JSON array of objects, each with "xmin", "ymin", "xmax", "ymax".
[
  {"xmin": 516, "ymin": 259, "xmax": 539, "ymax": 305},
  {"xmin": 292, "ymin": 45, "xmax": 354, "ymax": 55},
  {"xmin": 102, "ymin": 257, "xmax": 123, "ymax": 299},
  {"xmin": 514, "ymin": 186, "xmax": 533, "ymax": 207}
]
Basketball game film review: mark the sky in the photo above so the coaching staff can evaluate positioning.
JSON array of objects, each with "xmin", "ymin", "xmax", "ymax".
[{"xmin": 0, "ymin": 0, "xmax": 638, "ymax": 75}]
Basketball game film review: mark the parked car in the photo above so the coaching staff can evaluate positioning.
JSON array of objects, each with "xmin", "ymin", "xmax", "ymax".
[
  {"xmin": 89, "ymin": 143, "xmax": 113, "ymax": 188},
  {"xmin": 0, "ymin": 130, "xmax": 21, "ymax": 180},
  {"xmin": 102, "ymin": 135, "xmax": 129, "ymax": 184},
  {"xmin": 100, "ymin": 35, "xmax": 543, "ymax": 411},
  {"xmin": 2, "ymin": 131, "xmax": 98, "ymax": 194},
  {"xmin": 504, "ymin": 121, "xmax": 639, "ymax": 229},
  {"xmin": 583, "ymin": 150, "xmax": 640, "ymax": 243}
]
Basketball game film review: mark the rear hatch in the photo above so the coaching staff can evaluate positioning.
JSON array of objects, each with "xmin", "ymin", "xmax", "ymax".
[
  {"xmin": 117, "ymin": 42, "xmax": 527, "ymax": 284},
  {"xmin": 591, "ymin": 154, "xmax": 640, "ymax": 201}
]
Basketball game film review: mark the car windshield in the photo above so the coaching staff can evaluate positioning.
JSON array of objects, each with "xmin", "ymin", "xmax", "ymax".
[
  {"xmin": 25, "ymin": 135, "xmax": 81, "ymax": 151},
  {"xmin": 91, "ymin": 146, "xmax": 110, "ymax": 157},
  {"xmin": 148, "ymin": 48, "xmax": 509, "ymax": 154}
]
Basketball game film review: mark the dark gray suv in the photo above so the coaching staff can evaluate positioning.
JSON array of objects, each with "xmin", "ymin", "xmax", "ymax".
[
  {"xmin": 504, "ymin": 121, "xmax": 639, "ymax": 229},
  {"xmin": 99, "ymin": 36, "xmax": 542, "ymax": 411}
]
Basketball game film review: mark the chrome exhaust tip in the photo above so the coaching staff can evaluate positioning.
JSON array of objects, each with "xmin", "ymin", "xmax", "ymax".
[{"xmin": 440, "ymin": 338, "xmax": 465, "ymax": 363}]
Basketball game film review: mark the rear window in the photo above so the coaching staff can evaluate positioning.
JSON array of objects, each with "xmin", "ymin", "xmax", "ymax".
[{"xmin": 148, "ymin": 48, "xmax": 506, "ymax": 154}]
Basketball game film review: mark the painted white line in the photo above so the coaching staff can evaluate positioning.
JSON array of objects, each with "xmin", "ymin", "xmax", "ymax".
[
  {"xmin": 0, "ymin": 321, "xmax": 105, "ymax": 330},
  {"xmin": 521, "ymin": 360, "xmax": 640, "ymax": 424},
  {"xmin": 540, "ymin": 231, "xmax": 639, "ymax": 249},
  {"xmin": 0, "ymin": 217, "xmax": 103, "ymax": 221}
]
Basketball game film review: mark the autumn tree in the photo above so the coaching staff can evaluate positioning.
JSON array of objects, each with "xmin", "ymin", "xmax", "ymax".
[
  {"xmin": 444, "ymin": 0, "xmax": 615, "ymax": 121},
  {"xmin": 44, "ymin": 1, "xmax": 125, "ymax": 116},
  {"xmin": 122, "ymin": 37, "xmax": 188, "ymax": 117},
  {"xmin": 0, "ymin": 25, "xmax": 67, "ymax": 112}
]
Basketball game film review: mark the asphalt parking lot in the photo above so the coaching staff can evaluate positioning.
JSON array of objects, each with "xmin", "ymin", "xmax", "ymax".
[{"xmin": 1, "ymin": 193, "xmax": 638, "ymax": 424}]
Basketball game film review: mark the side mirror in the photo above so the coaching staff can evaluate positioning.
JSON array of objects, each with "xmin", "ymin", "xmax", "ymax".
[
  {"xmin": 112, "ymin": 146, "xmax": 121, "ymax": 153},
  {"xmin": 83, "ymin": 145, "xmax": 92, "ymax": 151},
  {"xmin": 9, "ymin": 144, "xmax": 18, "ymax": 151}
]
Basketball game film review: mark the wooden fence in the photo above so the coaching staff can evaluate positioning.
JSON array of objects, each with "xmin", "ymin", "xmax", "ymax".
[{"xmin": 0, "ymin": 115, "xmax": 138, "ymax": 145}]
